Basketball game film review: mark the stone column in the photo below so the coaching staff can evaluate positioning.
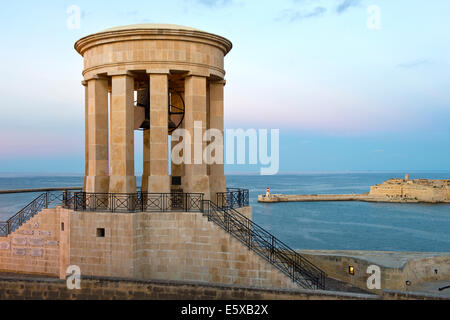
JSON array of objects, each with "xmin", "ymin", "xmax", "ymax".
[
  {"xmin": 144, "ymin": 73, "xmax": 170, "ymax": 193},
  {"xmin": 170, "ymin": 92, "xmax": 185, "ymax": 191},
  {"xmin": 82, "ymin": 81, "xmax": 88, "ymax": 191},
  {"xmin": 142, "ymin": 129, "xmax": 150, "ymax": 192},
  {"xmin": 139, "ymin": 84, "xmax": 150, "ymax": 193},
  {"xmin": 109, "ymin": 74, "xmax": 137, "ymax": 194},
  {"xmin": 183, "ymin": 75, "xmax": 210, "ymax": 199},
  {"xmin": 84, "ymin": 77, "xmax": 109, "ymax": 193},
  {"xmin": 208, "ymin": 80, "xmax": 227, "ymax": 202}
]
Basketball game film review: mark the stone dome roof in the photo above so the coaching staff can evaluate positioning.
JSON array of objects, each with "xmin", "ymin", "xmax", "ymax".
[{"xmin": 98, "ymin": 23, "xmax": 203, "ymax": 33}]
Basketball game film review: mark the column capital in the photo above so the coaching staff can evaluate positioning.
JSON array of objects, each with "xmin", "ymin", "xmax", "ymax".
[
  {"xmin": 210, "ymin": 79, "xmax": 226, "ymax": 86},
  {"xmin": 107, "ymin": 70, "xmax": 134, "ymax": 77},
  {"xmin": 186, "ymin": 71, "xmax": 210, "ymax": 78},
  {"xmin": 84, "ymin": 74, "xmax": 110, "ymax": 82}
]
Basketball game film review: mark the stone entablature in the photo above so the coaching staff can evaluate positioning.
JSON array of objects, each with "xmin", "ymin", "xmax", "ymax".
[
  {"xmin": 75, "ymin": 24, "xmax": 232, "ymax": 80},
  {"xmin": 369, "ymin": 178, "xmax": 450, "ymax": 203}
]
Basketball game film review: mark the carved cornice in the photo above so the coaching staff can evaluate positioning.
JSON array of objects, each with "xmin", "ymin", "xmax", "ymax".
[{"xmin": 74, "ymin": 28, "xmax": 232, "ymax": 57}]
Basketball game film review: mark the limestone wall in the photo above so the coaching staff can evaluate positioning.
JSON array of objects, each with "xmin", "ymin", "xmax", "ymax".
[
  {"xmin": 69, "ymin": 210, "xmax": 135, "ymax": 278},
  {"xmin": 403, "ymin": 255, "xmax": 450, "ymax": 285},
  {"xmin": 133, "ymin": 210, "xmax": 293, "ymax": 289},
  {"xmin": 0, "ymin": 274, "xmax": 378, "ymax": 300},
  {"xmin": 0, "ymin": 208, "xmax": 65, "ymax": 277},
  {"xmin": 66, "ymin": 206, "xmax": 292, "ymax": 289},
  {"xmin": 369, "ymin": 179, "xmax": 450, "ymax": 202},
  {"xmin": 298, "ymin": 251, "xmax": 450, "ymax": 293},
  {"xmin": 299, "ymin": 252, "xmax": 404, "ymax": 292}
]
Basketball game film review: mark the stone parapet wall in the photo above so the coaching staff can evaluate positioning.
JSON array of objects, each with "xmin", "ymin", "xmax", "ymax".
[
  {"xmin": 1, "ymin": 274, "xmax": 444, "ymax": 300},
  {"xmin": 0, "ymin": 274, "xmax": 377, "ymax": 300}
]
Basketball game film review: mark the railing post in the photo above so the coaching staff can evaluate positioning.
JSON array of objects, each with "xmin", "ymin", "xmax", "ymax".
[
  {"xmin": 270, "ymin": 236, "xmax": 274, "ymax": 262},
  {"xmin": 111, "ymin": 194, "xmax": 115, "ymax": 213},
  {"xmin": 164, "ymin": 193, "xmax": 167, "ymax": 212},
  {"xmin": 45, "ymin": 192, "xmax": 49, "ymax": 209}
]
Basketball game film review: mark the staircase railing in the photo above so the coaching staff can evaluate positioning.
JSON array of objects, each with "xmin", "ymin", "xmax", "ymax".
[
  {"xmin": 0, "ymin": 193, "xmax": 48, "ymax": 237},
  {"xmin": 0, "ymin": 190, "xmax": 80, "ymax": 237},
  {"xmin": 202, "ymin": 200, "xmax": 327, "ymax": 290}
]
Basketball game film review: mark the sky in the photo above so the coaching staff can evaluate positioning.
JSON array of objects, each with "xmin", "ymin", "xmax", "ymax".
[{"xmin": 0, "ymin": 0, "xmax": 449, "ymax": 174}]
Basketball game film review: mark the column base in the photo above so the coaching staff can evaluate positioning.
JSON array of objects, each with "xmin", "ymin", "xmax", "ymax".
[
  {"xmin": 209, "ymin": 175, "xmax": 227, "ymax": 204},
  {"xmin": 109, "ymin": 176, "xmax": 137, "ymax": 194},
  {"xmin": 183, "ymin": 175, "xmax": 211, "ymax": 200},
  {"xmin": 84, "ymin": 176, "xmax": 110, "ymax": 193},
  {"xmin": 146, "ymin": 175, "xmax": 171, "ymax": 193}
]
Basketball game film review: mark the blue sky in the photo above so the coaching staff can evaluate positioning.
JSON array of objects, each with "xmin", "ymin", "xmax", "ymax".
[{"xmin": 0, "ymin": 0, "xmax": 449, "ymax": 173}]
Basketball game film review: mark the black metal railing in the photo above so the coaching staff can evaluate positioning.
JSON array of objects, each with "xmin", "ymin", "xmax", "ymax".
[
  {"xmin": 0, "ymin": 186, "xmax": 327, "ymax": 290},
  {"xmin": 0, "ymin": 193, "xmax": 48, "ymax": 237},
  {"xmin": 201, "ymin": 200, "xmax": 327, "ymax": 290},
  {"xmin": 72, "ymin": 192, "xmax": 204, "ymax": 213},
  {"xmin": 217, "ymin": 188, "xmax": 250, "ymax": 209},
  {"xmin": 0, "ymin": 190, "xmax": 81, "ymax": 237}
]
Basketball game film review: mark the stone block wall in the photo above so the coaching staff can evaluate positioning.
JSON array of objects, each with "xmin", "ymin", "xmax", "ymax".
[
  {"xmin": 0, "ymin": 208, "xmax": 64, "ymax": 277},
  {"xmin": 133, "ymin": 210, "xmax": 295, "ymax": 289},
  {"xmin": 299, "ymin": 252, "xmax": 404, "ymax": 292},
  {"xmin": 69, "ymin": 210, "xmax": 135, "ymax": 278},
  {"xmin": 403, "ymin": 255, "xmax": 450, "ymax": 285}
]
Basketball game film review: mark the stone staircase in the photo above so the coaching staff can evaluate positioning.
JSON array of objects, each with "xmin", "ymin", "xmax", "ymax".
[{"xmin": 201, "ymin": 200, "xmax": 327, "ymax": 290}]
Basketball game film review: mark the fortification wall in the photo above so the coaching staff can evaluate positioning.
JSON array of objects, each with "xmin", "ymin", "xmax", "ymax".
[
  {"xmin": 369, "ymin": 180, "xmax": 450, "ymax": 202},
  {"xmin": 298, "ymin": 250, "xmax": 450, "ymax": 292},
  {"xmin": 369, "ymin": 184, "xmax": 403, "ymax": 198}
]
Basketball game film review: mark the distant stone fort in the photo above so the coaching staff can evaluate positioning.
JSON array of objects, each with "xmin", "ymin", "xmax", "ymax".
[
  {"xmin": 369, "ymin": 175, "xmax": 450, "ymax": 203},
  {"xmin": 259, "ymin": 174, "xmax": 450, "ymax": 204}
]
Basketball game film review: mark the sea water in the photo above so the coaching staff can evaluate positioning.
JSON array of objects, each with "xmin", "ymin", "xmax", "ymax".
[{"xmin": 0, "ymin": 172, "xmax": 449, "ymax": 252}]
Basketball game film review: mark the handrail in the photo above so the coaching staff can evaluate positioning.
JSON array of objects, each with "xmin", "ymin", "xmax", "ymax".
[
  {"xmin": 217, "ymin": 188, "xmax": 249, "ymax": 209},
  {"xmin": 0, "ymin": 193, "xmax": 47, "ymax": 237},
  {"xmin": 201, "ymin": 199, "xmax": 327, "ymax": 290},
  {"xmin": 0, "ymin": 190, "xmax": 81, "ymax": 237},
  {"xmin": 0, "ymin": 187, "xmax": 82, "ymax": 195}
]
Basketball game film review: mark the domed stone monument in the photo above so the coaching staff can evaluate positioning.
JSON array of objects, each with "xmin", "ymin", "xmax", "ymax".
[{"xmin": 75, "ymin": 24, "xmax": 232, "ymax": 200}]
